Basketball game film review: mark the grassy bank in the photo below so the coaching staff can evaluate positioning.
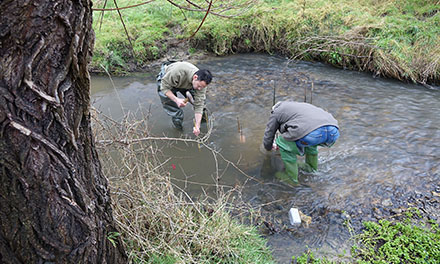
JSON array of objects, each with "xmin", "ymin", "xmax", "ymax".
[
  {"xmin": 91, "ymin": 0, "xmax": 440, "ymax": 84},
  {"xmin": 293, "ymin": 208, "xmax": 440, "ymax": 263}
]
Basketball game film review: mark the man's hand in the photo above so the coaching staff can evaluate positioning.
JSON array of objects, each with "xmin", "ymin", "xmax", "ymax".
[
  {"xmin": 165, "ymin": 91, "xmax": 187, "ymax": 108},
  {"xmin": 193, "ymin": 126, "xmax": 200, "ymax": 136},
  {"xmin": 260, "ymin": 144, "xmax": 272, "ymax": 155},
  {"xmin": 174, "ymin": 97, "xmax": 188, "ymax": 108}
]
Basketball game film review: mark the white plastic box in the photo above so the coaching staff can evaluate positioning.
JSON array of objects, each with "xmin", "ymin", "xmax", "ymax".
[{"xmin": 289, "ymin": 208, "xmax": 301, "ymax": 226}]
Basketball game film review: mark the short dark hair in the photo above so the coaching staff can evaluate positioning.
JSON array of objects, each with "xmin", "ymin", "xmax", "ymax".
[{"xmin": 195, "ymin": 69, "xmax": 213, "ymax": 84}]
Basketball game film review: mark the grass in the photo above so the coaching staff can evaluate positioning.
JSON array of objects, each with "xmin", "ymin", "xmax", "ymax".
[
  {"xmin": 91, "ymin": 0, "xmax": 440, "ymax": 84},
  {"xmin": 92, "ymin": 0, "xmax": 178, "ymax": 73},
  {"xmin": 91, "ymin": 108, "xmax": 275, "ymax": 264}
]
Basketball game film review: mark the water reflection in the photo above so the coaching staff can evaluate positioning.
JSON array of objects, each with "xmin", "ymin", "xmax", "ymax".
[{"xmin": 91, "ymin": 53, "xmax": 440, "ymax": 263}]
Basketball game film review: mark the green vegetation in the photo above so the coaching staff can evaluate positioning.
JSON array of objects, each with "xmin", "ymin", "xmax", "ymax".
[
  {"xmin": 351, "ymin": 215, "xmax": 440, "ymax": 263},
  {"xmin": 92, "ymin": 0, "xmax": 440, "ymax": 83},
  {"xmin": 93, "ymin": 110, "xmax": 275, "ymax": 263},
  {"xmin": 92, "ymin": 0, "xmax": 174, "ymax": 73},
  {"xmin": 292, "ymin": 208, "xmax": 440, "ymax": 263}
]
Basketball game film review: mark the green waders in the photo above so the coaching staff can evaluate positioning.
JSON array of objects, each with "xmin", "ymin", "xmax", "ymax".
[
  {"xmin": 304, "ymin": 145, "xmax": 318, "ymax": 171},
  {"xmin": 275, "ymin": 136, "xmax": 319, "ymax": 185}
]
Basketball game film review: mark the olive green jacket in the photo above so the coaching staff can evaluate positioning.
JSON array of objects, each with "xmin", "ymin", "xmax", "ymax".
[{"xmin": 159, "ymin": 62, "xmax": 206, "ymax": 114}]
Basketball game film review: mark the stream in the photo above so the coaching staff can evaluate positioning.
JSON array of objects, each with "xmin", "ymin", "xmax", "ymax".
[{"xmin": 91, "ymin": 53, "xmax": 440, "ymax": 263}]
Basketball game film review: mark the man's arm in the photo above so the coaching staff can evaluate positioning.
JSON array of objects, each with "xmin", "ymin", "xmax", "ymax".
[
  {"xmin": 263, "ymin": 113, "xmax": 279, "ymax": 150},
  {"xmin": 193, "ymin": 112, "xmax": 202, "ymax": 136},
  {"xmin": 192, "ymin": 89, "xmax": 206, "ymax": 136}
]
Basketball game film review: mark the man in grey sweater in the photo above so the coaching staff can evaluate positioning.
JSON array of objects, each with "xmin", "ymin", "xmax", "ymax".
[
  {"xmin": 262, "ymin": 101, "xmax": 340, "ymax": 184},
  {"xmin": 157, "ymin": 61, "xmax": 212, "ymax": 136}
]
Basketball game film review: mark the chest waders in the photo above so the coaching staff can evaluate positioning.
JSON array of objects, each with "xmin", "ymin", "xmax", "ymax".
[{"xmin": 275, "ymin": 136, "xmax": 318, "ymax": 184}]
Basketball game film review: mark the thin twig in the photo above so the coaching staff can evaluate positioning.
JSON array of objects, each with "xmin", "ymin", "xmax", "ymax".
[
  {"xmin": 98, "ymin": 0, "xmax": 108, "ymax": 30},
  {"xmin": 100, "ymin": 64, "xmax": 126, "ymax": 116}
]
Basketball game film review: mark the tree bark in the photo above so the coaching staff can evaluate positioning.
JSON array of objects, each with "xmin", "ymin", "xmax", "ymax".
[{"xmin": 0, "ymin": 0, "xmax": 127, "ymax": 263}]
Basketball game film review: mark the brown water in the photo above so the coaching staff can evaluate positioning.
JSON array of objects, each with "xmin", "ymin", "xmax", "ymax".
[{"xmin": 91, "ymin": 53, "xmax": 440, "ymax": 263}]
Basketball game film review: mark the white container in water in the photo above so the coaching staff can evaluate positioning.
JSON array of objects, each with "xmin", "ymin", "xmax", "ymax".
[{"xmin": 289, "ymin": 208, "xmax": 301, "ymax": 226}]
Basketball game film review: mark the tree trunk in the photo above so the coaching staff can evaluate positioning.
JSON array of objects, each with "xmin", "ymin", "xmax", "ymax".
[{"xmin": 0, "ymin": 0, "xmax": 127, "ymax": 263}]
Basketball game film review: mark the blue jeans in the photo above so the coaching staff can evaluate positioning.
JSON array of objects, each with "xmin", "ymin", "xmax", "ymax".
[{"xmin": 296, "ymin": 125, "xmax": 339, "ymax": 150}]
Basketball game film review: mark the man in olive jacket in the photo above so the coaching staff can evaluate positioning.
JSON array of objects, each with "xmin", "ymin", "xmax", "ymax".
[
  {"xmin": 262, "ymin": 101, "xmax": 340, "ymax": 184},
  {"xmin": 157, "ymin": 61, "xmax": 212, "ymax": 136}
]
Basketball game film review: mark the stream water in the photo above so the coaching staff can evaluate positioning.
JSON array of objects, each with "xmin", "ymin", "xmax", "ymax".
[{"xmin": 91, "ymin": 53, "xmax": 440, "ymax": 263}]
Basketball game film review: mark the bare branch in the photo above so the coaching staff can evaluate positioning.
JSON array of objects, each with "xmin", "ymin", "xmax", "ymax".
[
  {"xmin": 92, "ymin": 0, "xmax": 156, "ymax": 11},
  {"xmin": 98, "ymin": 0, "xmax": 108, "ymax": 30},
  {"xmin": 186, "ymin": 0, "xmax": 212, "ymax": 41},
  {"xmin": 166, "ymin": 0, "xmax": 256, "ymax": 18}
]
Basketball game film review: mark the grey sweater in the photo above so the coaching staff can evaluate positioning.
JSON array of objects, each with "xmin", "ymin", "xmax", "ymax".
[
  {"xmin": 263, "ymin": 101, "xmax": 339, "ymax": 151},
  {"xmin": 159, "ymin": 62, "xmax": 206, "ymax": 114}
]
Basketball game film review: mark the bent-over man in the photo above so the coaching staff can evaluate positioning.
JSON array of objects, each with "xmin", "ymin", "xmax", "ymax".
[
  {"xmin": 157, "ymin": 61, "xmax": 212, "ymax": 136},
  {"xmin": 262, "ymin": 100, "xmax": 340, "ymax": 184}
]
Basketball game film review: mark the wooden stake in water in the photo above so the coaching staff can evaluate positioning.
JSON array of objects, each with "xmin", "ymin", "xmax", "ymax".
[
  {"xmin": 304, "ymin": 82, "xmax": 314, "ymax": 104},
  {"xmin": 236, "ymin": 116, "xmax": 241, "ymax": 134},
  {"xmin": 304, "ymin": 85, "xmax": 307, "ymax": 103},
  {"xmin": 271, "ymin": 80, "xmax": 276, "ymax": 107},
  {"xmin": 237, "ymin": 116, "xmax": 246, "ymax": 143}
]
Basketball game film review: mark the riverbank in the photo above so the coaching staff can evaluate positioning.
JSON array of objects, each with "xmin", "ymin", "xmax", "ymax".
[{"xmin": 91, "ymin": 0, "xmax": 440, "ymax": 85}]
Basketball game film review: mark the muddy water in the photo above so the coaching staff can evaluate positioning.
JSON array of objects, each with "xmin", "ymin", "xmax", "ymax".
[{"xmin": 91, "ymin": 54, "xmax": 440, "ymax": 263}]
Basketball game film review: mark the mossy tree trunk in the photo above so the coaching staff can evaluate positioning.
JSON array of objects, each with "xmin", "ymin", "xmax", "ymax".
[{"xmin": 0, "ymin": 0, "xmax": 127, "ymax": 262}]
